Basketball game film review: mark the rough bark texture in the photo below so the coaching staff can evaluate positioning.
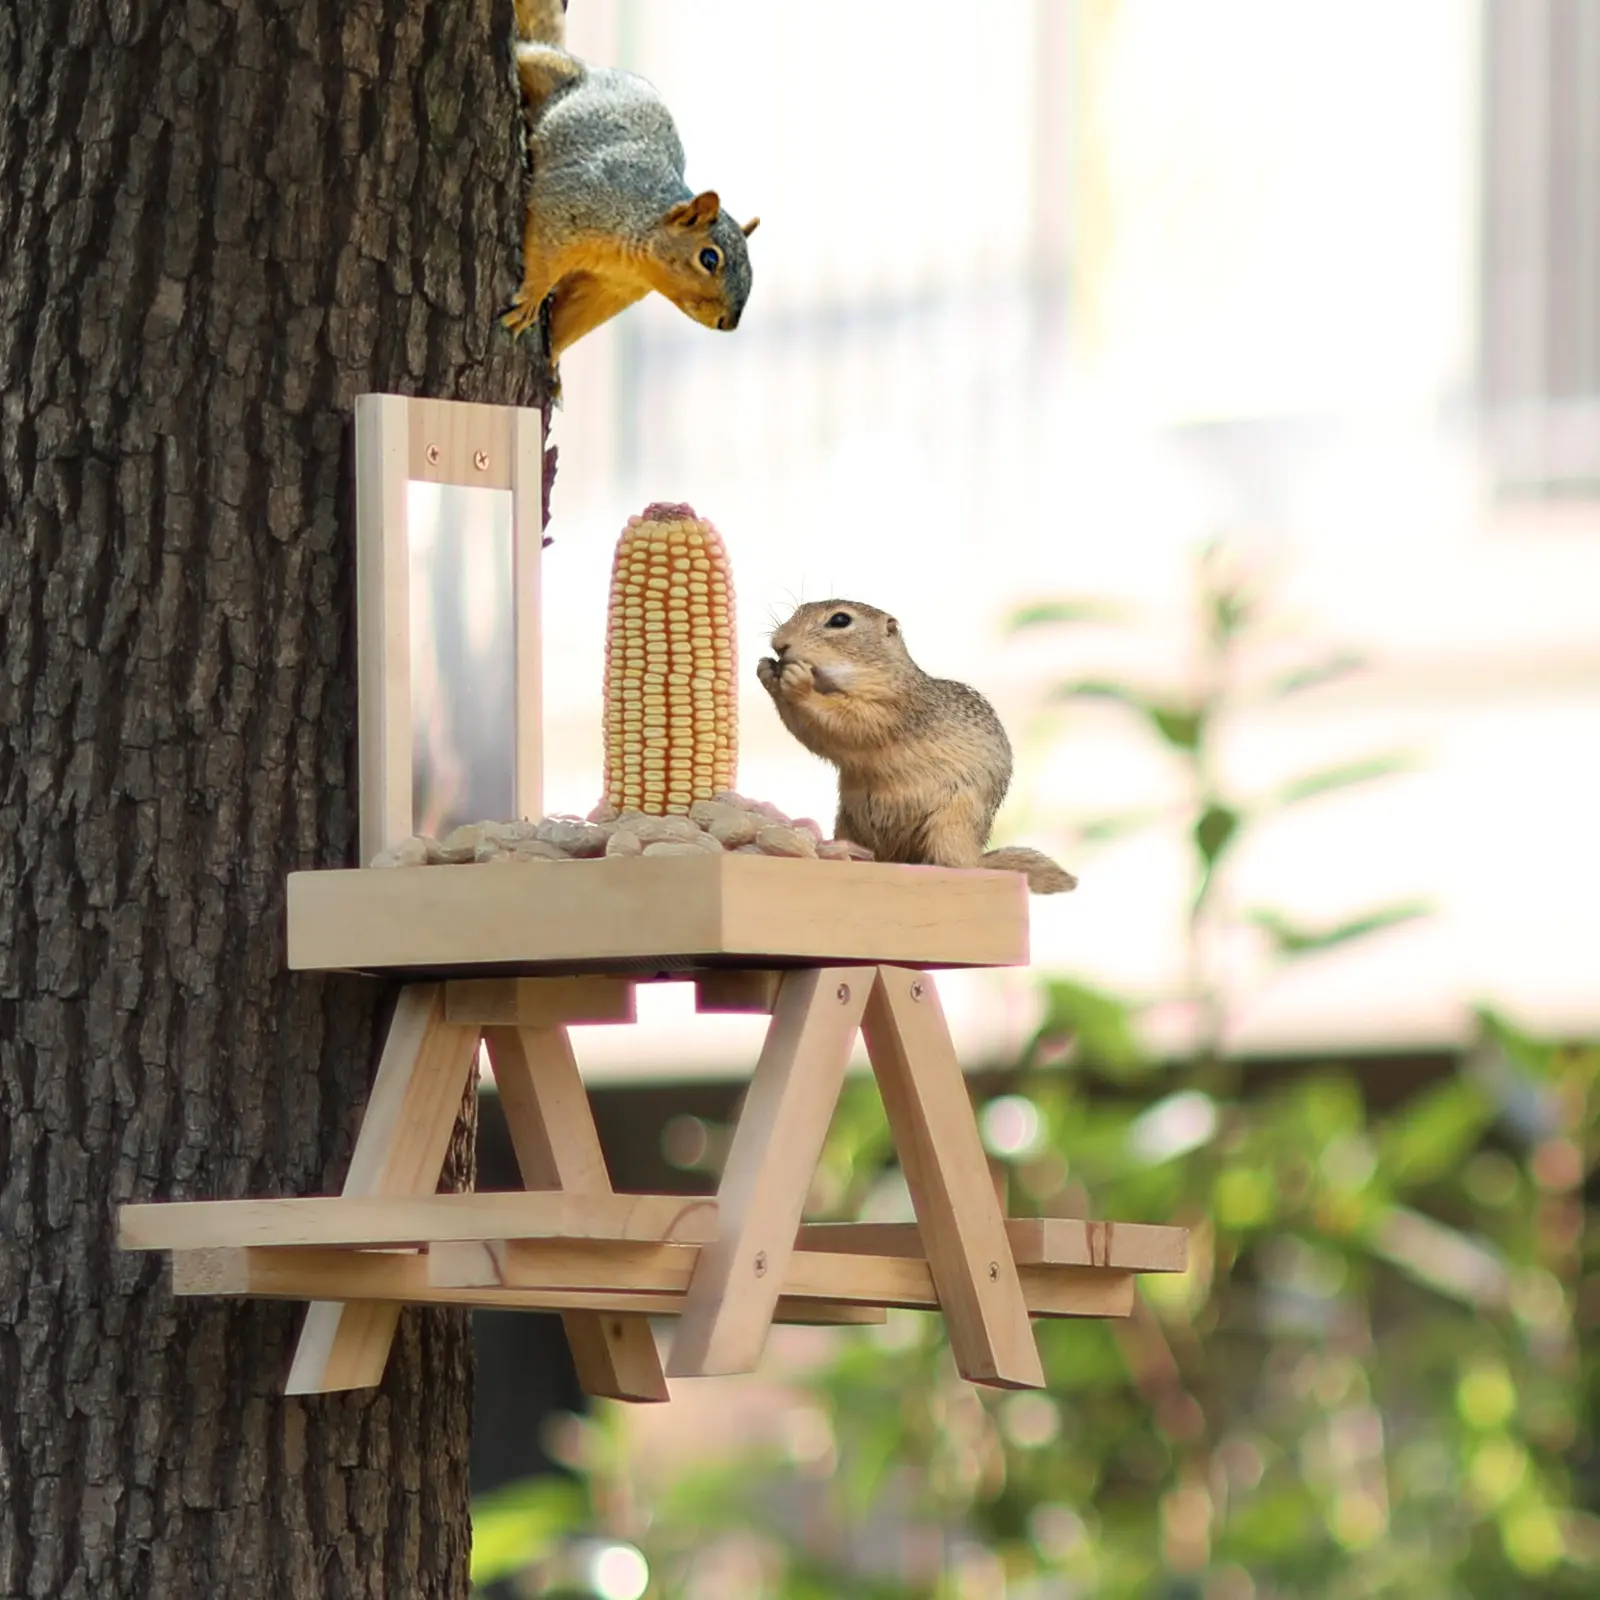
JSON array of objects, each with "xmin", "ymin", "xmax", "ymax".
[{"xmin": 0, "ymin": 2, "xmax": 548, "ymax": 1595}]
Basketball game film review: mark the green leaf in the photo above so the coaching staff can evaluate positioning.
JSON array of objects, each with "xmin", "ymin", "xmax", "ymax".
[
  {"xmin": 1270, "ymin": 651, "xmax": 1366, "ymax": 697},
  {"xmin": 1007, "ymin": 598, "xmax": 1127, "ymax": 631},
  {"xmin": 1033, "ymin": 978, "xmax": 1145, "ymax": 1076},
  {"xmin": 1248, "ymin": 901, "xmax": 1429, "ymax": 958},
  {"xmin": 1209, "ymin": 586, "xmax": 1255, "ymax": 643},
  {"xmin": 1379, "ymin": 1079, "xmax": 1496, "ymax": 1189},
  {"xmin": 1076, "ymin": 808, "xmax": 1168, "ymax": 845},
  {"xmin": 1214, "ymin": 1165, "xmax": 1277, "ymax": 1228},
  {"xmin": 1047, "ymin": 678, "xmax": 1205, "ymax": 751},
  {"xmin": 1474, "ymin": 1007, "xmax": 1558, "ymax": 1080},
  {"xmin": 470, "ymin": 1476, "xmax": 588, "ymax": 1585},
  {"xmin": 1151, "ymin": 706, "xmax": 1203, "ymax": 750},
  {"xmin": 1047, "ymin": 676, "xmax": 1132, "ymax": 705},
  {"xmin": 1194, "ymin": 804, "xmax": 1240, "ymax": 868},
  {"xmin": 1276, "ymin": 753, "xmax": 1416, "ymax": 806}
]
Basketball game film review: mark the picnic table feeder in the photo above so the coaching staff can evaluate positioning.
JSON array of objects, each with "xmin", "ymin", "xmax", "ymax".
[{"xmin": 117, "ymin": 395, "xmax": 1188, "ymax": 1403}]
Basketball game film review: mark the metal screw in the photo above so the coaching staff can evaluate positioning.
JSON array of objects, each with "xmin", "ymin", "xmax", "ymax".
[
  {"xmin": 836, "ymin": 983, "xmax": 850, "ymax": 1003},
  {"xmin": 988, "ymin": 1261, "xmax": 1000, "ymax": 1282},
  {"xmin": 753, "ymin": 1250, "xmax": 768, "ymax": 1278},
  {"xmin": 910, "ymin": 980, "xmax": 925, "ymax": 1001},
  {"xmin": 425, "ymin": 443, "xmax": 441, "ymax": 465},
  {"xmin": 473, "ymin": 449, "xmax": 490, "ymax": 471}
]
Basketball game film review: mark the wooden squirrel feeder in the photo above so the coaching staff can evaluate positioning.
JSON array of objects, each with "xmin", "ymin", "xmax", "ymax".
[{"xmin": 117, "ymin": 393, "xmax": 1187, "ymax": 1403}]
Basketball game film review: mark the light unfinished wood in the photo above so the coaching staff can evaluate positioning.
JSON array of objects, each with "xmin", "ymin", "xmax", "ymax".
[
  {"xmin": 447, "ymin": 976, "xmax": 636, "ymax": 1027},
  {"xmin": 287, "ymin": 854, "xmax": 1029, "ymax": 974},
  {"xmin": 694, "ymin": 970, "xmax": 783, "ymax": 1014},
  {"xmin": 797, "ymin": 1218, "xmax": 1189, "ymax": 1273},
  {"xmin": 669, "ymin": 969, "xmax": 872, "ymax": 1378},
  {"xmin": 355, "ymin": 393, "xmax": 412, "ymax": 863},
  {"xmin": 718, "ymin": 856, "xmax": 1028, "ymax": 966},
  {"xmin": 434, "ymin": 1238, "xmax": 696, "ymax": 1293},
  {"xmin": 284, "ymin": 986, "xmax": 481, "ymax": 1395},
  {"xmin": 171, "ymin": 1248, "xmax": 887, "ymax": 1325},
  {"xmin": 863, "ymin": 967, "xmax": 1045, "ymax": 1389},
  {"xmin": 486, "ymin": 1024, "xmax": 669, "ymax": 1401},
  {"xmin": 118, "ymin": 1190, "xmax": 718, "ymax": 1252},
  {"xmin": 120, "ymin": 1196, "xmax": 1188, "ymax": 1273},
  {"xmin": 356, "ymin": 393, "xmax": 543, "ymax": 861},
  {"xmin": 432, "ymin": 1238, "xmax": 1136, "ymax": 1320},
  {"xmin": 406, "ymin": 396, "xmax": 514, "ymax": 489},
  {"xmin": 509, "ymin": 402, "xmax": 543, "ymax": 822}
]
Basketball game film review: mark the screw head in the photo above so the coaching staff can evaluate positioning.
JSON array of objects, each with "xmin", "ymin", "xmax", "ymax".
[
  {"xmin": 425, "ymin": 443, "xmax": 441, "ymax": 465},
  {"xmin": 836, "ymin": 983, "xmax": 850, "ymax": 1003},
  {"xmin": 753, "ymin": 1250, "xmax": 768, "ymax": 1278},
  {"xmin": 910, "ymin": 980, "xmax": 925, "ymax": 1001},
  {"xmin": 988, "ymin": 1260, "xmax": 1000, "ymax": 1282},
  {"xmin": 473, "ymin": 449, "xmax": 490, "ymax": 471}
]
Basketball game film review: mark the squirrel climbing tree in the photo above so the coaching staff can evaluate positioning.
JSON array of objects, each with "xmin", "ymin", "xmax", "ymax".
[{"xmin": 506, "ymin": 0, "xmax": 760, "ymax": 358}]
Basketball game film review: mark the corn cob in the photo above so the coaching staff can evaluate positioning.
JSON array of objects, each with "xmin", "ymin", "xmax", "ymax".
[{"xmin": 603, "ymin": 502, "xmax": 737, "ymax": 814}]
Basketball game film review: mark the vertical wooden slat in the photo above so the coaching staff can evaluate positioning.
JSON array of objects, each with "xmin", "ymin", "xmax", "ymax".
[
  {"xmin": 484, "ymin": 1026, "xmax": 669, "ymax": 1402},
  {"xmin": 668, "ymin": 968, "xmax": 870, "ymax": 1377},
  {"xmin": 354, "ymin": 392, "xmax": 413, "ymax": 863},
  {"xmin": 509, "ymin": 403, "xmax": 544, "ymax": 822},
  {"xmin": 862, "ymin": 966, "xmax": 1044, "ymax": 1389}
]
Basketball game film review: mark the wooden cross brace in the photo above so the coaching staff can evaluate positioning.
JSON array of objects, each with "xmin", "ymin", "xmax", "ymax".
[{"xmin": 278, "ymin": 963, "xmax": 1051, "ymax": 1400}]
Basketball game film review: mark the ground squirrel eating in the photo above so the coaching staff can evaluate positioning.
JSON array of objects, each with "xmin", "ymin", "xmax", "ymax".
[{"xmin": 757, "ymin": 601, "xmax": 1077, "ymax": 894}]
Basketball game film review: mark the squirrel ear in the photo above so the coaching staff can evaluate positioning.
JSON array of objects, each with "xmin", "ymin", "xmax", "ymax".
[
  {"xmin": 741, "ymin": 216, "xmax": 761, "ymax": 238},
  {"xmin": 885, "ymin": 616, "xmax": 900, "ymax": 637},
  {"xmin": 665, "ymin": 190, "xmax": 721, "ymax": 229}
]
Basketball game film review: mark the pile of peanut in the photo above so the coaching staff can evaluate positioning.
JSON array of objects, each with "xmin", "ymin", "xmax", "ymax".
[{"xmin": 369, "ymin": 792, "xmax": 875, "ymax": 869}]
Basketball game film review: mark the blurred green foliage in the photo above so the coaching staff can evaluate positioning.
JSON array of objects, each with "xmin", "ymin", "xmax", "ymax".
[{"xmin": 474, "ymin": 544, "xmax": 1598, "ymax": 1597}]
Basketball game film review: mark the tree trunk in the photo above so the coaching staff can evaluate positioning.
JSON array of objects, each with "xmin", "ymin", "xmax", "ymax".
[{"xmin": 0, "ymin": 3, "xmax": 547, "ymax": 1595}]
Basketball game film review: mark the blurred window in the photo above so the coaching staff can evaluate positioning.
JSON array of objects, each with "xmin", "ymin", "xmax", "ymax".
[{"xmin": 1480, "ymin": 0, "xmax": 1600, "ymax": 496}]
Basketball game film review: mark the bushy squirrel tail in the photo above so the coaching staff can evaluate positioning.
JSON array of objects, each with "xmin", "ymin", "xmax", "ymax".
[
  {"xmin": 513, "ymin": 0, "xmax": 583, "ymax": 109},
  {"xmin": 981, "ymin": 846, "xmax": 1079, "ymax": 896},
  {"xmin": 515, "ymin": 0, "xmax": 567, "ymax": 45}
]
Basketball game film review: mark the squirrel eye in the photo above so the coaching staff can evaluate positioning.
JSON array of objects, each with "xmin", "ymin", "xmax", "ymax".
[
  {"xmin": 698, "ymin": 247, "xmax": 721, "ymax": 272},
  {"xmin": 825, "ymin": 611, "xmax": 852, "ymax": 629}
]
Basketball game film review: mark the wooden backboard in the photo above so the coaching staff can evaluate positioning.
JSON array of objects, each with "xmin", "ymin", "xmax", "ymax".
[{"xmin": 354, "ymin": 394, "xmax": 543, "ymax": 863}]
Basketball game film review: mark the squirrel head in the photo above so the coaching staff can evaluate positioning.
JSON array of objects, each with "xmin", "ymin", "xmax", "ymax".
[
  {"xmin": 768, "ymin": 600, "xmax": 918, "ymax": 696},
  {"xmin": 649, "ymin": 191, "xmax": 758, "ymax": 332}
]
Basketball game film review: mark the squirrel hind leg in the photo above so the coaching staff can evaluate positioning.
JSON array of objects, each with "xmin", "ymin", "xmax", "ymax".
[
  {"xmin": 916, "ymin": 796, "xmax": 992, "ymax": 871},
  {"xmin": 515, "ymin": 41, "xmax": 584, "ymax": 112}
]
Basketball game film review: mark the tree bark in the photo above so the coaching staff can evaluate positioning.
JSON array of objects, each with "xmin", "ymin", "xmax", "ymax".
[{"xmin": 0, "ymin": 3, "xmax": 547, "ymax": 1595}]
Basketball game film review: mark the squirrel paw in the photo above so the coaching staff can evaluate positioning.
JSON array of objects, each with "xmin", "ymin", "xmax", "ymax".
[
  {"xmin": 758, "ymin": 656, "xmax": 814, "ymax": 698},
  {"xmin": 778, "ymin": 658, "xmax": 815, "ymax": 697},
  {"xmin": 502, "ymin": 290, "xmax": 544, "ymax": 337}
]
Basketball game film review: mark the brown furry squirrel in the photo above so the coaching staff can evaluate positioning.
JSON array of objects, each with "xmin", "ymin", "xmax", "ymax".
[
  {"xmin": 506, "ymin": 0, "xmax": 759, "ymax": 360},
  {"xmin": 758, "ymin": 601, "xmax": 1078, "ymax": 894}
]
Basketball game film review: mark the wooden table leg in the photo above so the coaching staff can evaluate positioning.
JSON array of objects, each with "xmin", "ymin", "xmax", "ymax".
[
  {"xmin": 286, "ymin": 983, "xmax": 482, "ymax": 1394},
  {"xmin": 668, "ymin": 967, "xmax": 870, "ymax": 1377},
  {"xmin": 484, "ymin": 1024, "xmax": 670, "ymax": 1403},
  {"xmin": 862, "ymin": 966, "xmax": 1045, "ymax": 1389}
]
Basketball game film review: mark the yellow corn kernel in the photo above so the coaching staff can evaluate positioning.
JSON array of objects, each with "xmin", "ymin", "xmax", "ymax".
[{"xmin": 602, "ymin": 503, "xmax": 738, "ymax": 814}]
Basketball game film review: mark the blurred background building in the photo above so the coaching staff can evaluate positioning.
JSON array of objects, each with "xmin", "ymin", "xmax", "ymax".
[
  {"xmin": 469, "ymin": 5, "xmax": 1600, "ymax": 1593},
  {"xmin": 519, "ymin": 0, "xmax": 1600, "ymax": 1085}
]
